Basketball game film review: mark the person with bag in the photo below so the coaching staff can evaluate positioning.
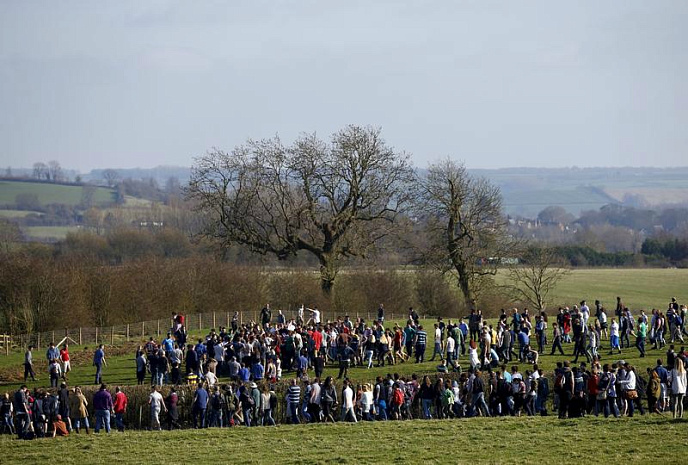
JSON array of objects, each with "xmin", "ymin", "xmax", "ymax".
[
  {"xmin": 646, "ymin": 368, "xmax": 662, "ymax": 414},
  {"xmin": 602, "ymin": 364, "xmax": 620, "ymax": 418},
  {"xmin": 619, "ymin": 363, "xmax": 645, "ymax": 416}
]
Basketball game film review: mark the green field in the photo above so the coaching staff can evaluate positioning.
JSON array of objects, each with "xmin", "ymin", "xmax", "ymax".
[
  {"xmin": 0, "ymin": 209, "xmax": 43, "ymax": 218},
  {"xmin": 1, "ymin": 416, "xmax": 685, "ymax": 464},
  {"xmin": 0, "ymin": 181, "xmax": 115, "ymax": 207},
  {"xmin": 541, "ymin": 268, "xmax": 687, "ymax": 311},
  {"xmin": 22, "ymin": 226, "xmax": 81, "ymax": 240}
]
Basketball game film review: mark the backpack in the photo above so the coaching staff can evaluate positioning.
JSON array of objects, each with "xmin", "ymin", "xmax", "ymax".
[
  {"xmin": 554, "ymin": 372, "xmax": 565, "ymax": 392},
  {"xmin": 498, "ymin": 379, "xmax": 511, "ymax": 398},
  {"xmin": 393, "ymin": 389, "xmax": 404, "ymax": 406},
  {"xmin": 269, "ymin": 392, "xmax": 277, "ymax": 410},
  {"xmin": 211, "ymin": 393, "xmax": 222, "ymax": 410}
]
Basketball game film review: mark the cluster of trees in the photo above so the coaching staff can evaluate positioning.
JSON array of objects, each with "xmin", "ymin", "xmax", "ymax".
[
  {"xmin": 32, "ymin": 160, "xmax": 65, "ymax": 182},
  {"xmin": 187, "ymin": 125, "xmax": 513, "ymax": 309},
  {"xmin": 641, "ymin": 236, "xmax": 688, "ymax": 266}
]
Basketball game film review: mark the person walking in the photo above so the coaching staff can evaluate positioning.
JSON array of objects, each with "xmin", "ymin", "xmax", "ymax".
[
  {"xmin": 112, "ymin": 386, "xmax": 128, "ymax": 432},
  {"xmin": 415, "ymin": 326, "xmax": 427, "ymax": 363},
  {"xmin": 166, "ymin": 387, "xmax": 181, "ymax": 430},
  {"xmin": 669, "ymin": 358, "xmax": 687, "ymax": 418},
  {"xmin": 550, "ymin": 323, "xmax": 565, "ymax": 355},
  {"xmin": 69, "ymin": 387, "xmax": 90, "ymax": 434},
  {"xmin": 93, "ymin": 345, "xmax": 107, "ymax": 385},
  {"xmin": 192, "ymin": 383, "xmax": 209, "ymax": 428},
  {"xmin": 148, "ymin": 385, "xmax": 166, "ymax": 430},
  {"xmin": 93, "ymin": 384, "xmax": 113, "ymax": 433},
  {"xmin": 23, "ymin": 346, "xmax": 37, "ymax": 382}
]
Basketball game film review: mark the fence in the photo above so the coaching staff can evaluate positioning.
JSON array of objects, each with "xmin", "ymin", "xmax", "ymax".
[
  {"xmin": 0, "ymin": 334, "xmax": 9, "ymax": 356},
  {"xmin": 5, "ymin": 308, "xmax": 427, "ymax": 355}
]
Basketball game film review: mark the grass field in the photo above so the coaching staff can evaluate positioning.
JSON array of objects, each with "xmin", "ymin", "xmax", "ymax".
[
  {"xmin": 1, "ymin": 415, "xmax": 685, "ymax": 464},
  {"xmin": 0, "ymin": 209, "xmax": 43, "ymax": 218},
  {"xmin": 22, "ymin": 225, "xmax": 81, "ymax": 240},
  {"xmin": 0, "ymin": 181, "xmax": 115, "ymax": 207},
  {"xmin": 542, "ymin": 268, "xmax": 687, "ymax": 311}
]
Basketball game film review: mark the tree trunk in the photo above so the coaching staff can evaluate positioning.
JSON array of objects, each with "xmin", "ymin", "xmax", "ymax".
[
  {"xmin": 455, "ymin": 263, "xmax": 475, "ymax": 315},
  {"xmin": 319, "ymin": 256, "xmax": 337, "ymax": 297}
]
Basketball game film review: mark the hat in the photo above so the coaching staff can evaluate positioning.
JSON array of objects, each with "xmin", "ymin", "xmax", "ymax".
[{"xmin": 250, "ymin": 382, "xmax": 257, "ymax": 388}]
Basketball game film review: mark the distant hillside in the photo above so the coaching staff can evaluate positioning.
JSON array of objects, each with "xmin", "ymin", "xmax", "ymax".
[
  {"xmin": 5, "ymin": 165, "xmax": 688, "ymax": 218},
  {"xmin": 0, "ymin": 179, "xmax": 115, "ymax": 208},
  {"xmin": 470, "ymin": 166, "xmax": 688, "ymax": 217},
  {"xmin": 83, "ymin": 166, "xmax": 191, "ymax": 186}
]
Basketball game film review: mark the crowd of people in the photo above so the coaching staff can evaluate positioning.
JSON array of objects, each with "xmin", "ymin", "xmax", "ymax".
[{"xmin": 3, "ymin": 298, "xmax": 687, "ymax": 437}]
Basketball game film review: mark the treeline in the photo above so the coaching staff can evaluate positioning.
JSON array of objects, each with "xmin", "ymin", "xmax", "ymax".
[
  {"xmin": 550, "ymin": 241, "xmax": 688, "ymax": 267},
  {"xmin": 0, "ymin": 243, "xmax": 477, "ymax": 335},
  {"xmin": 641, "ymin": 236, "xmax": 688, "ymax": 266}
]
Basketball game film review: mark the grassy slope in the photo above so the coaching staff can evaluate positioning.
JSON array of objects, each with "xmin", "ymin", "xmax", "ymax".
[
  {"xmin": 1, "ymin": 416, "xmax": 686, "ymax": 464},
  {"xmin": 0, "ymin": 181, "xmax": 114, "ymax": 207},
  {"xmin": 545, "ymin": 268, "xmax": 687, "ymax": 311}
]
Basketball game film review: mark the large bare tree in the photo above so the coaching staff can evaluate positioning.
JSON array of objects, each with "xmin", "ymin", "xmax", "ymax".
[
  {"xmin": 416, "ymin": 158, "xmax": 512, "ymax": 309},
  {"xmin": 506, "ymin": 246, "xmax": 570, "ymax": 311},
  {"xmin": 187, "ymin": 125, "xmax": 415, "ymax": 294}
]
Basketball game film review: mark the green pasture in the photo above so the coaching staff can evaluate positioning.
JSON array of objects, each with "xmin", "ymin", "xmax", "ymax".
[
  {"xmin": 543, "ymin": 268, "xmax": 687, "ymax": 311},
  {"xmin": 1, "ymin": 415, "xmax": 685, "ymax": 464},
  {"xmin": 22, "ymin": 226, "xmax": 81, "ymax": 240},
  {"xmin": 0, "ymin": 181, "xmax": 115, "ymax": 207},
  {"xmin": 0, "ymin": 209, "xmax": 43, "ymax": 218}
]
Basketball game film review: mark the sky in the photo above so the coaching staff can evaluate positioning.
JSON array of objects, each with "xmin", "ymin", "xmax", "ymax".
[{"xmin": 1, "ymin": 1, "xmax": 686, "ymax": 172}]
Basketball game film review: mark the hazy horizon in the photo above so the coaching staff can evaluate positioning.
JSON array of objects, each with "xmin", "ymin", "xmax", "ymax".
[{"xmin": 1, "ymin": 1, "xmax": 686, "ymax": 172}]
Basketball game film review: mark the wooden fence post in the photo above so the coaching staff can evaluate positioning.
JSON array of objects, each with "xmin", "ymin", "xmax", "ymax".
[
  {"xmin": 79, "ymin": 328, "xmax": 82, "ymax": 346},
  {"xmin": 226, "ymin": 312, "xmax": 230, "ymax": 328},
  {"xmin": 111, "ymin": 326, "xmax": 115, "ymax": 345},
  {"xmin": 157, "ymin": 320, "xmax": 160, "ymax": 337},
  {"xmin": 198, "ymin": 314, "xmax": 202, "ymax": 331},
  {"xmin": 37, "ymin": 333, "xmax": 41, "ymax": 350},
  {"xmin": 126, "ymin": 324, "xmax": 130, "ymax": 342},
  {"xmin": 95, "ymin": 327, "xmax": 98, "ymax": 345},
  {"xmin": 51, "ymin": 331, "xmax": 55, "ymax": 344},
  {"xmin": 5, "ymin": 335, "xmax": 8, "ymax": 356},
  {"xmin": 142, "ymin": 322, "xmax": 145, "ymax": 339},
  {"xmin": 213, "ymin": 312, "xmax": 216, "ymax": 329}
]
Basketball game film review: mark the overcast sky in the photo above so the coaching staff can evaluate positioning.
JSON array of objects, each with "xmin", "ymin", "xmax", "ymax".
[{"xmin": 1, "ymin": 1, "xmax": 686, "ymax": 172}]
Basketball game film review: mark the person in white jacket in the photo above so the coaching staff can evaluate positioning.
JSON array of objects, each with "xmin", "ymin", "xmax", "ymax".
[{"xmin": 669, "ymin": 359, "xmax": 687, "ymax": 418}]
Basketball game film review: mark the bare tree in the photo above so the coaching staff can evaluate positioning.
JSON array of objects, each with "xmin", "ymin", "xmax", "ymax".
[
  {"xmin": 47, "ymin": 160, "xmax": 63, "ymax": 182},
  {"xmin": 33, "ymin": 162, "xmax": 48, "ymax": 180},
  {"xmin": 416, "ymin": 158, "xmax": 513, "ymax": 309},
  {"xmin": 506, "ymin": 246, "xmax": 570, "ymax": 311},
  {"xmin": 102, "ymin": 169, "xmax": 120, "ymax": 187},
  {"xmin": 187, "ymin": 125, "xmax": 415, "ymax": 294}
]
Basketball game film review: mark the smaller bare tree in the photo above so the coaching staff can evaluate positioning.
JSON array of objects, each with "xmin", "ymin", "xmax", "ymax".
[
  {"xmin": 506, "ymin": 246, "xmax": 570, "ymax": 311},
  {"xmin": 47, "ymin": 160, "xmax": 63, "ymax": 182},
  {"xmin": 102, "ymin": 169, "xmax": 120, "ymax": 187},
  {"xmin": 33, "ymin": 162, "xmax": 48, "ymax": 180}
]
